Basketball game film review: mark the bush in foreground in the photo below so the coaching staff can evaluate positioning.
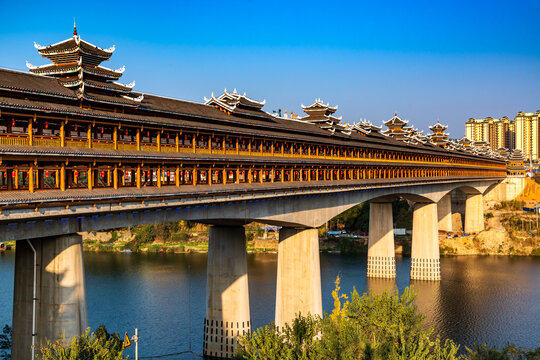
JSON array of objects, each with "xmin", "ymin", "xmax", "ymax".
[
  {"xmin": 234, "ymin": 277, "xmax": 538, "ymax": 360},
  {"xmin": 39, "ymin": 325, "xmax": 127, "ymax": 360}
]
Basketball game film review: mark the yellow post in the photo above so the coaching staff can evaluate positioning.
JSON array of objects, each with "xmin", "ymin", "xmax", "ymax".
[
  {"xmin": 271, "ymin": 168, "xmax": 275, "ymax": 182},
  {"xmin": 176, "ymin": 132, "xmax": 179, "ymax": 152},
  {"xmin": 137, "ymin": 165, "xmax": 141, "ymax": 188},
  {"xmin": 193, "ymin": 168, "xmax": 197, "ymax": 186},
  {"xmin": 60, "ymin": 121, "xmax": 65, "ymax": 147},
  {"xmin": 248, "ymin": 139, "xmax": 252, "ymax": 156},
  {"xmin": 107, "ymin": 170, "xmax": 111, "ymax": 186},
  {"xmin": 208, "ymin": 168, "xmax": 212, "ymax": 185},
  {"xmin": 193, "ymin": 135, "xmax": 196, "ymax": 153},
  {"xmin": 113, "ymin": 165, "xmax": 118, "ymax": 189},
  {"xmin": 209, "ymin": 135, "xmax": 212, "ymax": 154},
  {"xmin": 55, "ymin": 169, "xmax": 59, "ymax": 188},
  {"xmin": 136, "ymin": 128, "xmax": 141, "ymax": 151},
  {"xmin": 88, "ymin": 165, "xmax": 93, "ymax": 190},
  {"xmin": 236, "ymin": 138, "xmax": 239, "ymax": 155},
  {"xmin": 60, "ymin": 165, "xmax": 65, "ymax": 191},
  {"xmin": 175, "ymin": 166, "xmax": 180, "ymax": 186},
  {"xmin": 28, "ymin": 166, "xmax": 34, "ymax": 193},
  {"xmin": 235, "ymin": 168, "xmax": 240, "ymax": 184},
  {"xmin": 259, "ymin": 169, "xmax": 263, "ymax": 183},
  {"xmin": 248, "ymin": 168, "xmax": 252, "ymax": 184},
  {"xmin": 28, "ymin": 118, "xmax": 33, "ymax": 146},
  {"xmin": 157, "ymin": 132, "xmax": 161, "ymax": 152},
  {"xmin": 113, "ymin": 126, "xmax": 118, "ymax": 149},
  {"xmin": 157, "ymin": 166, "xmax": 161, "ymax": 187},
  {"xmin": 87, "ymin": 125, "xmax": 92, "ymax": 149}
]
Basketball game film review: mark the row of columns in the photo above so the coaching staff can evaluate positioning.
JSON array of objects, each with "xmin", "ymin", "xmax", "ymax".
[
  {"xmin": 11, "ymin": 192, "xmax": 485, "ymax": 360},
  {"xmin": 367, "ymin": 193, "xmax": 484, "ymax": 280}
]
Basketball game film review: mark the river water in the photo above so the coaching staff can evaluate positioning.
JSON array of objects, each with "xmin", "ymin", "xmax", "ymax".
[{"xmin": 0, "ymin": 251, "xmax": 539, "ymax": 359}]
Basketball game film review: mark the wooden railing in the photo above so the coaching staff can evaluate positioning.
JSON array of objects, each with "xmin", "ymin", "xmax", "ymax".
[
  {"xmin": 0, "ymin": 132, "xmax": 506, "ymax": 170},
  {"xmin": 0, "ymin": 133, "xmax": 28, "ymax": 146},
  {"xmin": 65, "ymin": 137, "xmax": 88, "ymax": 148}
]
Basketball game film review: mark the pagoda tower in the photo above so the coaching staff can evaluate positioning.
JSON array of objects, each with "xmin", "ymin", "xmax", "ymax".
[
  {"xmin": 298, "ymin": 99, "xmax": 343, "ymax": 134},
  {"xmin": 428, "ymin": 121, "xmax": 450, "ymax": 147},
  {"xmin": 204, "ymin": 88, "xmax": 266, "ymax": 116},
  {"xmin": 26, "ymin": 23, "xmax": 142, "ymax": 105},
  {"xmin": 382, "ymin": 113, "xmax": 409, "ymax": 141},
  {"xmin": 506, "ymin": 149, "xmax": 527, "ymax": 176}
]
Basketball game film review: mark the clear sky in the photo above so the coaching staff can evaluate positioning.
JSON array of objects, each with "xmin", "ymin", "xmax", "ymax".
[{"xmin": 1, "ymin": 0, "xmax": 539, "ymax": 137}]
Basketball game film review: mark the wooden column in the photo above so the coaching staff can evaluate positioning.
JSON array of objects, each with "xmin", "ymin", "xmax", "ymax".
[
  {"xmin": 113, "ymin": 165, "xmax": 118, "ymax": 190},
  {"xmin": 157, "ymin": 166, "xmax": 162, "ymax": 187},
  {"xmin": 223, "ymin": 169, "xmax": 227, "ymax": 184},
  {"xmin": 136, "ymin": 165, "xmax": 141, "ymax": 188},
  {"xmin": 235, "ymin": 168, "xmax": 240, "ymax": 184},
  {"xmin": 28, "ymin": 118, "xmax": 33, "ymax": 146},
  {"xmin": 193, "ymin": 168, "xmax": 197, "ymax": 186},
  {"xmin": 136, "ymin": 128, "xmax": 141, "ymax": 151},
  {"xmin": 87, "ymin": 165, "xmax": 93, "ymax": 190},
  {"xmin": 28, "ymin": 166, "xmax": 34, "ymax": 193},
  {"xmin": 60, "ymin": 121, "xmax": 65, "ymax": 147},
  {"xmin": 87, "ymin": 125, "xmax": 92, "ymax": 149},
  {"xmin": 175, "ymin": 132, "xmax": 179, "ymax": 152},
  {"xmin": 113, "ymin": 126, "xmax": 118, "ymax": 150},
  {"xmin": 175, "ymin": 166, "xmax": 180, "ymax": 186},
  {"xmin": 157, "ymin": 132, "xmax": 161, "ymax": 152},
  {"xmin": 271, "ymin": 168, "xmax": 275, "ymax": 183}
]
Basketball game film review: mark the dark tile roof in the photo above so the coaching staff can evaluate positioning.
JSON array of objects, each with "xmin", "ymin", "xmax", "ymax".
[
  {"xmin": 0, "ymin": 68, "xmax": 503, "ymax": 164},
  {"xmin": 0, "ymin": 68, "xmax": 77, "ymax": 99}
]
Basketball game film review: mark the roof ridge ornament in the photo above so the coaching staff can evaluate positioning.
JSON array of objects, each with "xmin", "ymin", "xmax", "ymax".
[
  {"xmin": 25, "ymin": 61, "xmax": 37, "ymax": 69},
  {"xmin": 73, "ymin": 20, "xmax": 78, "ymax": 36},
  {"xmin": 33, "ymin": 42, "xmax": 44, "ymax": 50}
]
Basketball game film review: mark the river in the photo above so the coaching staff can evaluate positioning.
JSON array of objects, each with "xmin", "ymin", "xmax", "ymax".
[{"xmin": 0, "ymin": 252, "xmax": 539, "ymax": 359}]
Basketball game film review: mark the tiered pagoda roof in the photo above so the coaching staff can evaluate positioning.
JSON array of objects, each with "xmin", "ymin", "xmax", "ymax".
[
  {"xmin": 506, "ymin": 149, "xmax": 527, "ymax": 174},
  {"xmin": 26, "ymin": 24, "xmax": 142, "ymax": 105},
  {"xmin": 382, "ymin": 113, "xmax": 410, "ymax": 141},
  {"xmin": 428, "ymin": 120, "xmax": 450, "ymax": 147},
  {"xmin": 204, "ymin": 88, "xmax": 268, "ymax": 119},
  {"xmin": 298, "ymin": 99, "xmax": 345, "ymax": 134},
  {"xmin": 350, "ymin": 120, "xmax": 381, "ymax": 135}
]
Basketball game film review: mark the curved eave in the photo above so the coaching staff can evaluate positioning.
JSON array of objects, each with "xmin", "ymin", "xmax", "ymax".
[{"xmin": 83, "ymin": 80, "xmax": 132, "ymax": 93}]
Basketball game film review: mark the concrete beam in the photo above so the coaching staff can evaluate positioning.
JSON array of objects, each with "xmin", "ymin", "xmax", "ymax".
[
  {"xmin": 12, "ymin": 234, "xmax": 87, "ymax": 360},
  {"xmin": 464, "ymin": 194, "xmax": 484, "ymax": 233},
  {"xmin": 275, "ymin": 228, "xmax": 322, "ymax": 329},
  {"xmin": 437, "ymin": 194, "xmax": 453, "ymax": 232},
  {"xmin": 204, "ymin": 225, "xmax": 250, "ymax": 359},
  {"xmin": 411, "ymin": 202, "xmax": 440, "ymax": 281},
  {"xmin": 367, "ymin": 202, "xmax": 396, "ymax": 278}
]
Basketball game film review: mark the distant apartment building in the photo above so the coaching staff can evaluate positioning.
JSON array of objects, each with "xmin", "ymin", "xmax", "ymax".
[
  {"xmin": 466, "ymin": 111, "xmax": 540, "ymax": 162},
  {"xmin": 514, "ymin": 111, "xmax": 539, "ymax": 162},
  {"xmin": 465, "ymin": 116, "xmax": 515, "ymax": 151}
]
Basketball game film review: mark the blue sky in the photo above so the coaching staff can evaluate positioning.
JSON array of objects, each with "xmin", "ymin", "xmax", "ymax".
[{"xmin": 1, "ymin": 0, "xmax": 539, "ymax": 137}]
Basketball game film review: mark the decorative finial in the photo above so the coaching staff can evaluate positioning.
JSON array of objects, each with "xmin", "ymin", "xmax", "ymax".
[{"xmin": 73, "ymin": 19, "xmax": 78, "ymax": 36}]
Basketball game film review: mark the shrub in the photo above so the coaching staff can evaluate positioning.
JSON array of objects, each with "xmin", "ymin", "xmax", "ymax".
[
  {"xmin": 485, "ymin": 212, "xmax": 494, "ymax": 219},
  {"xmin": 0, "ymin": 325, "xmax": 11, "ymax": 360},
  {"xmin": 39, "ymin": 325, "xmax": 127, "ymax": 360},
  {"xmin": 531, "ymin": 247, "xmax": 540, "ymax": 256}
]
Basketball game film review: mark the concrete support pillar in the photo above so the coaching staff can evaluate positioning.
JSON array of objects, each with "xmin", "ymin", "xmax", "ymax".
[
  {"xmin": 437, "ymin": 194, "xmax": 453, "ymax": 232},
  {"xmin": 204, "ymin": 226, "xmax": 250, "ymax": 359},
  {"xmin": 464, "ymin": 193, "xmax": 484, "ymax": 233},
  {"xmin": 275, "ymin": 228, "xmax": 322, "ymax": 329},
  {"xmin": 411, "ymin": 202, "xmax": 440, "ymax": 281},
  {"xmin": 12, "ymin": 234, "xmax": 87, "ymax": 360},
  {"xmin": 367, "ymin": 202, "xmax": 396, "ymax": 278}
]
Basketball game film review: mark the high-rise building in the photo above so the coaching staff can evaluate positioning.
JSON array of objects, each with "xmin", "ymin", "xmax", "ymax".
[
  {"xmin": 514, "ymin": 111, "xmax": 539, "ymax": 162},
  {"xmin": 465, "ymin": 116, "xmax": 515, "ymax": 151}
]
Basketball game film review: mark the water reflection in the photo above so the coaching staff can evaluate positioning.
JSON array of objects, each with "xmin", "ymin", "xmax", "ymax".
[{"xmin": 0, "ymin": 252, "xmax": 538, "ymax": 359}]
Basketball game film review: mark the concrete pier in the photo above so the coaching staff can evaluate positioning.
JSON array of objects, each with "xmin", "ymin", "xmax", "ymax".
[
  {"xmin": 12, "ymin": 234, "xmax": 87, "ymax": 360},
  {"xmin": 204, "ymin": 225, "xmax": 250, "ymax": 359},
  {"xmin": 411, "ymin": 202, "xmax": 440, "ymax": 280},
  {"xmin": 367, "ymin": 202, "xmax": 396, "ymax": 278},
  {"xmin": 465, "ymin": 193, "xmax": 484, "ymax": 233},
  {"xmin": 437, "ymin": 194, "xmax": 453, "ymax": 232},
  {"xmin": 275, "ymin": 227, "xmax": 322, "ymax": 329}
]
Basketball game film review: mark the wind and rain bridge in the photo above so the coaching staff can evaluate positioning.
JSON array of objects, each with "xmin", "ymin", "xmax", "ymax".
[{"xmin": 1, "ymin": 28, "xmax": 508, "ymax": 359}]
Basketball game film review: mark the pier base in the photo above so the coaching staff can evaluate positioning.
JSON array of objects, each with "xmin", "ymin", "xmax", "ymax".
[
  {"xmin": 204, "ymin": 225, "xmax": 250, "ymax": 359},
  {"xmin": 367, "ymin": 202, "xmax": 396, "ymax": 278},
  {"xmin": 411, "ymin": 202, "xmax": 440, "ymax": 281},
  {"xmin": 275, "ymin": 227, "xmax": 322, "ymax": 329},
  {"xmin": 465, "ymin": 193, "xmax": 484, "ymax": 234},
  {"xmin": 12, "ymin": 234, "xmax": 87, "ymax": 360},
  {"xmin": 437, "ymin": 194, "xmax": 453, "ymax": 232}
]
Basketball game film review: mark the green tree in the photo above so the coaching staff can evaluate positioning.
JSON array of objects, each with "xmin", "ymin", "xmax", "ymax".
[
  {"xmin": 39, "ymin": 326, "xmax": 127, "ymax": 360},
  {"xmin": 0, "ymin": 325, "xmax": 11, "ymax": 360}
]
